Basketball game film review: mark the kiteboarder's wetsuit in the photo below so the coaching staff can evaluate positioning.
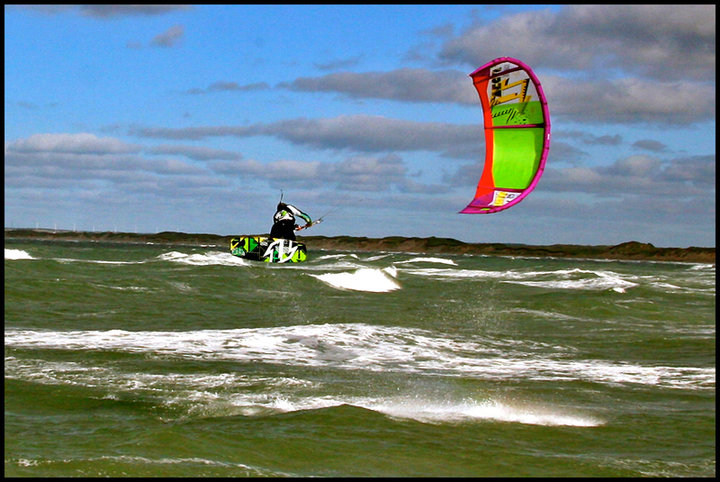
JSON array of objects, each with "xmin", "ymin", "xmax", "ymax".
[{"xmin": 270, "ymin": 202, "xmax": 312, "ymax": 241}]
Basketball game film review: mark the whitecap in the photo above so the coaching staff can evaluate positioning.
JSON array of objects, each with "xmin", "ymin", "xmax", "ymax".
[
  {"xmin": 395, "ymin": 257, "xmax": 457, "ymax": 266},
  {"xmin": 158, "ymin": 251, "xmax": 248, "ymax": 266},
  {"xmin": 5, "ymin": 248, "xmax": 34, "ymax": 260},
  {"xmin": 400, "ymin": 267, "xmax": 499, "ymax": 279},
  {"xmin": 6, "ymin": 324, "xmax": 714, "ymax": 390},
  {"xmin": 8, "ymin": 354, "xmax": 602, "ymax": 427},
  {"xmin": 54, "ymin": 258, "xmax": 143, "ymax": 265},
  {"xmin": 501, "ymin": 268, "xmax": 639, "ymax": 292},
  {"xmin": 310, "ymin": 267, "xmax": 401, "ymax": 292},
  {"xmin": 358, "ymin": 396, "xmax": 603, "ymax": 427}
]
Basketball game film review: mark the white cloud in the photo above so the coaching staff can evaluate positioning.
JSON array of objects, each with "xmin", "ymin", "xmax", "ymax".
[
  {"xmin": 542, "ymin": 75, "xmax": 717, "ymax": 124},
  {"xmin": 282, "ymin": 68, "xmax": 475, "ymax": 104},
  {"xmin": 133, "ymin": 115, "xmax": 481, "ymax": 158},
  {"xmin": 6, "ymin": 133, "xmax": 140, "ymax": 155},
  {"xmin": 439, "ymin": 5, "xmax": 715, "ymax": 82}
]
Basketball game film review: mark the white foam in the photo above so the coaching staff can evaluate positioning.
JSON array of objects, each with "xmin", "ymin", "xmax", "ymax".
[
  {"xmin": 217, "ymin": 393, "xmax": 603, "ymax": 427},
  {"xmin": 400, "ymin": 267, "xmax": 500, "ymax": 279},
  {"xmin": 315, "ymin": 253, "xmax": 359, "ymax": 261},
  {"xmin": 688, "ymin": 263, "xmax": 715, "ymax": 271},
  {"xmin": 361, "ymin": 397, "xmax": 602, "ymax": 427},
  {"xmin": 9, "ymin": 454, "xmax": 283, "ymax": 476},
  {"xmin": 102, "ymin": 285, "xmax": 150, "ymax": 292},
  {"xmin": 311, "ymin": 267, "xmax": 401, "ymax": 292},
  {"xmin": 5, "ymin": 248, "xmax": 34, "ymax": 260},
  {"xmin": 362, "ymin": 254, "xmax": 392, "ymax": 262},
  {"xmin": 12, "ymin": 253, "xmax": 145, "ymax": 264},
  {"xmin": 505, "ymin": 277, "xmax": 638, "ymax": 293},
  {"xmin": 5, "ymin": 324, "xmax": 714, "ymax": 390},
  {"xmin": 158, "ymin": 251, "xmax": 249, "ymax": 266},
  {"xmin": 403, "ymin": 266, "xmax": 640, "ymax": 292},
  {"xmin": 394, "ymin": 257, "xmax": 457, "ymax": 266},
  {"xmin": 3, "ymin": 356, "xmax": 601, "ymax": 427},
  {"xmin": 55, "ymin": 258, "xmax": 143, "ymax": 265}
]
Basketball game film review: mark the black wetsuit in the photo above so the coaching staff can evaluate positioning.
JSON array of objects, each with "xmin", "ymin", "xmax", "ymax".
[{"xmin": 270, "ymin": 202, "xmax": 311, "ymax": 241}]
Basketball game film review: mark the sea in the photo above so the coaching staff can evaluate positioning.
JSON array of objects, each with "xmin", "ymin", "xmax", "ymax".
[{"xmin": 4, "ymin": 238, "xmax": 716, "ymax": 477}]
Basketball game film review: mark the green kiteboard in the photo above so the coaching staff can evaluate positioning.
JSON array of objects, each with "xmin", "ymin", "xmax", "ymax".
[{"xmin": 230, "ymin": 236, "xmax": 307, "ymax": 263}]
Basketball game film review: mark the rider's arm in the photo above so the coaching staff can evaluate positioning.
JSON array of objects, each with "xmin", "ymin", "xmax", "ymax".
[{"xmin": 287, "ymin": 204, "xmax": 312, "ymax": 224}]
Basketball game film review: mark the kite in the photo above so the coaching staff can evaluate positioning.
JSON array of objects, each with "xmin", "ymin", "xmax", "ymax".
[{"xmin": 460, "ymin": 57, "xmax": 551, "ymax": 214}]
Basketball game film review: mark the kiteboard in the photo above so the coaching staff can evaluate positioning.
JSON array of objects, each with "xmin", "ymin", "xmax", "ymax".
[{"xmin": 230, "ymin": 236, "xmax": 307, "ymax": 263}]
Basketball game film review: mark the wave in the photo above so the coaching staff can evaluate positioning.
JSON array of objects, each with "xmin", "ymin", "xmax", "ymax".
[
  {"xmin": 8, "ymin": 245, "xmax": 712, "ymax": 297},
  {"xmin": 6, "ymin": 249, "xmax": 248, "ymax": 266},
  {"xmin": 6, "ymin": 324, "xmax": 713, "ymax": 391},
  {"xmin": 208, "ymin": 394, "xmax": 603, "ymax": 427},
  {"xmin": 5, "ymin": 248, "xmax": 34, "ymax": 260},
  {"xmin": 9, "ymin": 453, "xmax": 286, "ymax": 477},
  {"xmin": 55, "ymin": 258, "xmax": 145, "ymax": 265},
  {"xmin": 310, "ymin": 267, "xmax": 401, "ymax": 292},
  {"xmin": 157, "ymin": 251, "xmax": 249, "ymax": 266},
  {"xmin": 394, "ymin": 257, "xmax": 457, "ymax": 266},
  {"xmin": 359, "ymin": 396, "xmax": 601, "ymax": 427},
  {"xmin": 401, "ymin": 264, "xmax": 715, "ymax": 295},
  {"xmin": 4, "ymin": 248, "xmax": 145, "ymax": 265},
  {"xmin": 4, "ymin": 355, "xmax": 601, "ymax": 427},
  {"xmin": 400, "ymin": 266, "xmax": 642, "ymax": 293}
]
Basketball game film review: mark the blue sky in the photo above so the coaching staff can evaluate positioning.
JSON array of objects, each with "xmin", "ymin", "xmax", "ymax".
[{"xmin": 4, "ymin": 5, "xmax": 716, "ymax": 248}]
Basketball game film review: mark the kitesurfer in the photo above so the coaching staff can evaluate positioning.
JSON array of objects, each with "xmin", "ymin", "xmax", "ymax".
[{"xmin": 270, "ymin": 202, "xmax": 312, "ymax": 241}]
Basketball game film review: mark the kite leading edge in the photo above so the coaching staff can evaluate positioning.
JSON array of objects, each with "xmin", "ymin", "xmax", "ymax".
[{"xmin": 460, "ymin": 57, "xmax": 551, "ymax": 214}]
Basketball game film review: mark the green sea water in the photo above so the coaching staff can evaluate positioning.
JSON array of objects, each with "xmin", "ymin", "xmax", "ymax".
[{"xmin": 4, "ymin": 239, "xmax": 715, "ymax": 477}]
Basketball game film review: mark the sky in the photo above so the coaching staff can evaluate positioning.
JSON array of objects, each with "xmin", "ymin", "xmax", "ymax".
[{"xmin": 4, "ymin": 4, "xmax": 716, "ymax": 248}]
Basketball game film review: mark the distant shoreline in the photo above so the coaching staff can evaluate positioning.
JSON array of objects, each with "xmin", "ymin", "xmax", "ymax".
[{"xmin": 4, "ymin": 228, "xmax": 715, "ymax": 264}]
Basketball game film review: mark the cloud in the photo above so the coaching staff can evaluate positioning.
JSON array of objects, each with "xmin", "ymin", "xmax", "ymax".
[
  {"xmin": 601, "ymin": 154, "xmax": 663, "ymax": 177},
  {"xmin": 541, "ymin": 141, "xmax": 588, "ymax": 165},
  {"xmin": 279, "ymin": 68, "xmax": 714, "ymax": 125},
  {"xmin": 78, "ymin": 5, "xmax": 192, "ymax": 18},
  {"xmin": 581, "ymin": 134, "xmax": 622, "ymax": 147},
  {"xmin": 265, "ymin": 116, "xmax": 477, "ymax": 155},
  {"xmin": 147, "ymin": 144, "xmax": 243, "ymax": 161},
  {"xmin": 151, "ymin": 25, "xmax": 184, "ymax": 48},
  {"xmin": 314, "ymin": 55, "xmax": 364, "ymax": 71},
  {"xmin": 262, "ymin": 6, "xmax": 701, "ymax": 128},
  {"xmin": 659, "ymin": 154, "xmax": 716, "ymax": 186},
  {"xmin": 448, "ymin": 148, "xmax": 715, "ymax": 212},
  {"xmin": 16, "ymin": 5, "xmax": 192, "ymax": 18},
  {"xmin": 184, "ymin": 81, "xmax": 270, "ymax": 95},
  {"xmin": 327, "ymin": 154, "xmax": 408, "ymax": 191},
  {"xmin": 213, "ymin": 158, "xmax": 322, "ymax": 187},
  {"xmin": 281, "ymin": 68, "xmax": 476, "ymax": 104},
  {"xmin": 439, "ymin": 5, "xmax": 715, "ymax": 82},
  {"xmin": 6, "ymin": 133, "xmax": 140, "ymax": 155},
  {"xmin": 542, "ymin": 153, "xmax": 716, "ymax": 196},
  {"xmin": 542, "ymin": 75, "xmax": 715, "ymax": 125},
  {"xmin": 4, "ymin": 133, "xmax": 209, "ymax": 192},
  {"xmin": 210, "ymin": 153, "xmax": 411, "ymax": 192},
  {"xmin": 632, "ymin": 140, "xmax": 667, "ymax": 153},
  {"xmin": 4, "ymin": 132, "xmax": 439, "ymax": 199},
  {"xmin": 131, "ymin": 115, "xmax": 482, "ymax": 159}
]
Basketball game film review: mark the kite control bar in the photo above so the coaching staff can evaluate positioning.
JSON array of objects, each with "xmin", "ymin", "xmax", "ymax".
[{"xmin": 295, "ymin": 219, "xmax": 323, "ymax": 232}]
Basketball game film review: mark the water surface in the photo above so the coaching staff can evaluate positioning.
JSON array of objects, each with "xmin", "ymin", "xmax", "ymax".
[{"xmin": 4, "ymin": 240, "xmax": 715, "ymax": 477}]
